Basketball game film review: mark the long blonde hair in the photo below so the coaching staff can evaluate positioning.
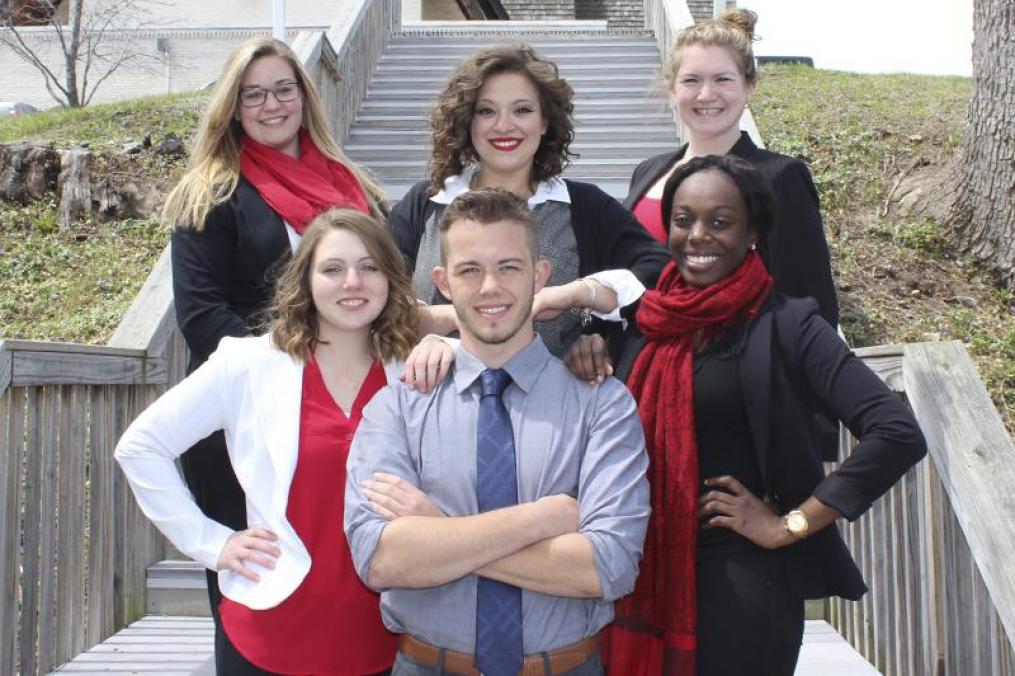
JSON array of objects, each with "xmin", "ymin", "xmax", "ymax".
[
  {"xmin": 162, "ymin": 38, "xmax": 386, "ymax": 230},
  {"xmin": 269, "ymin": 208, "xmax": 419, "ymax": 363}
]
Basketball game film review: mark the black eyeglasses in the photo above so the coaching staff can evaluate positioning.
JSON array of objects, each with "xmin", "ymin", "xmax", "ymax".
[{"xmin": 238, "ymin": 81, "xmax": 302, "ymax": 108}]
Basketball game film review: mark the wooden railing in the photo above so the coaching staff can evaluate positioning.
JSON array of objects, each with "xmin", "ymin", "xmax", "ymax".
[
  {"xmin": 0, "ymin": 340, "xmax": 178, "ymax": 675},
  {"xmin": 830, "ymin": 341, "xmax": 1015, "ymax": 675},
  {"xmin": 320, "ymin": 0, "xmax": 399, "ymax": 143},
  {"xmin": 643, "ymin": 0, "xmax": 694, "ymax": 58}
]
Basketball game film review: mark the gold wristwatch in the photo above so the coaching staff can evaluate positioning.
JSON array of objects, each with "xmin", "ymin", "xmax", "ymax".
[{"xmin": 784, "ymin": 510, "xmax": 810, "ymax": 540}]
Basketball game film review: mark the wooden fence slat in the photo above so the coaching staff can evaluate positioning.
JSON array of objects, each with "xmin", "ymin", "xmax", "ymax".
[
  {"xmin": 112, "ymin": 386, "xmax": 130, "ymax": 630},
  {"xmin": 20, "ymin": 387, "xmax": 42, "ymax": 676},
  {"xmin": 38, "ymin": 385, "xmax": 61, "ymax": 672},
  {"xmin": 57, "ymin": 385, "xmax": 88, "ymax": 662},
  {"xmin": 87, "ymin": 385, "xmax": 115, "ymax": 647},
  {"xmin": 12, "ymin": 351, "xmax": 167, "ymax": 387},
  {"xmin": 0, "ymin": 388, "xmax": 26, "ymax": 676}
]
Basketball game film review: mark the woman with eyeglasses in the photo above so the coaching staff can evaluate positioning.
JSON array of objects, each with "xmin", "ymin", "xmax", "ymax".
[{"xmin": 161, "ymin": 37, "xmax": 448, "ymax": 673}]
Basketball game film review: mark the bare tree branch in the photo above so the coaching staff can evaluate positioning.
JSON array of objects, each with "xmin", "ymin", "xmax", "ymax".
[{"xmin": 0, "ymin": 0, "xmax": 164, "ymax": 107}]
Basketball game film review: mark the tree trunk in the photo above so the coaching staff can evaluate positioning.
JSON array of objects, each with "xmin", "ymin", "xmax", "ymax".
[
  {"xmin": 58, "ymin": 147, "xmax": 91, "ymax": 229},
  {"xmin": 65, "ymin": 0, "xmax": 82, "ymax": 106},
  {"xmin": 939, "ymin": 0, "xmax": 1015, "ymax": 286}
]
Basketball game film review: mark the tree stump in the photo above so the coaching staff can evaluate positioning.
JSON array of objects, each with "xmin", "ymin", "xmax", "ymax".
[
  {"xmin": 58, "ymin": 147, "xmax": 92, "ymax": 230},
  {"xmin": 0, "ymin": 142, "xmax": 60, "ymax": 203}
]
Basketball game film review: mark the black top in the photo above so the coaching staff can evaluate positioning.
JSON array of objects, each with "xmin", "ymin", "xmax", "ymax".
[
  {"xmin": 624, "ymin": 132, "xmax": 840, "ymax": 328},
  {"xmin": 694, "ymin": 333, "xmax": 764, "ymax": 549},
  {"xmin": 171, "ymin": 177, "xmax": 292, "ymax": 371}
]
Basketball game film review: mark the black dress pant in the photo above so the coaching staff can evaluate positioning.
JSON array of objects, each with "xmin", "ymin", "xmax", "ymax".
[{"xmin": 696, "ymin": 542, "xmax": 804, "ymax": 676}]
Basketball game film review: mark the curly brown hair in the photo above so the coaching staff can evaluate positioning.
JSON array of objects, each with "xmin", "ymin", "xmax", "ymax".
[
  {"xmin": 428, "ymin": 44, "xmax": 576, "ymax": 194},
  {"xmin": 269, "ymin": 208, "xmax": 418, "ymax": 363}
]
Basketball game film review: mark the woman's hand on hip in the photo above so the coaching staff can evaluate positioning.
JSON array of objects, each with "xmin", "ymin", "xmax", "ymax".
[
  {"xmin": 217, "ymin": 528, "xmax": 281, "ymax": 582},
  {"xmin": 698, "ymin": 475, "xmax": 791, "ymax": 550},
  {"xmin": 362, "ymin": 472, "xmax": 445, "ymax": 520}
]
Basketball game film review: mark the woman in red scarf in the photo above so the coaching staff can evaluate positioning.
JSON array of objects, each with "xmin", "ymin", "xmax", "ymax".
[
  {"xmin": 601, "ymin": 156, "xmax": 926, "ymax": 675},
  {"xmin": 160, "ymin": 38, "xmax": 451, "ymax": 674}
]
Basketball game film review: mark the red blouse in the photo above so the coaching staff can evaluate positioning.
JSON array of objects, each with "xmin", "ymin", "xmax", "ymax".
[
  {"xmin": 220, "ymin": 359, "xmax": 395, "ymax": 675},
  {"xmin": 632, "ymin": 195, "xmax": 668, "ymax": 244}
]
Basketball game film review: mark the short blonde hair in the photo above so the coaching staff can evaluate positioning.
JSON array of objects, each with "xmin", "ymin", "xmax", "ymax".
[
  {"xmin": 162, "ymin": 38, "xmax": 386, "ymax": 231},
  {"xmin": 269, "ymin": 209, "xmax": 418, "ymax": 363},
  {"xmin": 664, "ymin": 9, "xmax": 759, "ymax": 90}
]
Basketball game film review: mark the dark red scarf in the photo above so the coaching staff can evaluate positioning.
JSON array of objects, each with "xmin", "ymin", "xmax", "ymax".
[
  {"xmin": 605, "ymin": 252, "xmax": 773, "ymax": 675},
  {"xmin": 239, "ymin": 129, "xmax": 370, "ymax": 233}
]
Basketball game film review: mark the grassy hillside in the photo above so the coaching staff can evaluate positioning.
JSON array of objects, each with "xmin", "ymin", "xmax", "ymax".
[
  {"xmin": 0, "ymin": 67, "xmax": 1011, "ymax": 430},
  {"xmin": 753, "ymin": 66, "xmax": 1012, "ymax": 429},
  {"xmin": 0, "ymin": 92, "xmax": 207, "ymax": 343}
]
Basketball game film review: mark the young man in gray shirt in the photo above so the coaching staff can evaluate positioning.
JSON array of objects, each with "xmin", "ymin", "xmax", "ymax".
[{"xmin": 345, "ymin": 188, "xmax": 650, "ymax": 676}]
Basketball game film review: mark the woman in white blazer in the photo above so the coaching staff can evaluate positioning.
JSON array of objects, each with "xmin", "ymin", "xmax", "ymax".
[{"xmin": 116, "ymin": 208, "xmax": 453, "ymax": 675}]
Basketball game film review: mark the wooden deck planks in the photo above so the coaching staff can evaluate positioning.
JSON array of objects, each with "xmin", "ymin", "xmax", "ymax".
[
  {"xmin": 796, "ymin": 621, "xmax": 883, "ymax": 675},
  {"xmin": 50, "ymin": 616, "xmax": 214, "ymax": 675},
  {"xmin": 51, "ymin": 616, "xmax": 875, "ymax": 676}
]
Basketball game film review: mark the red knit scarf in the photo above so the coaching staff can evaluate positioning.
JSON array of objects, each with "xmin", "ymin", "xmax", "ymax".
[
  {"xmin": 239, "ymin": 129, "xmax": 370, "ymax": 233},
  {"xmin": 605, "ymin": 252, "xmax": 773, "ymax": 675}
]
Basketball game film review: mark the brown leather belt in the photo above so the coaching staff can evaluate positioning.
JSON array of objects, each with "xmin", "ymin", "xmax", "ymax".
[{"xmin": 397, "ymin": 633, "xmax": 599, "ymax": 675}]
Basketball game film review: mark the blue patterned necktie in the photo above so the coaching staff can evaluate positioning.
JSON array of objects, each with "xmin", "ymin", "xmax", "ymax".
[{"xmin": 475, "ymin": 368, "xmax": 523, "ymax": 676}]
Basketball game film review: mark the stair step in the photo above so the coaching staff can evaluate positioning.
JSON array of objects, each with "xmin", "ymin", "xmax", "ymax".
[
  {"xmin": 374, "ymin": 61, "xmax": 659, "ymax": 74},
  {"xmin": 379, "ymin": 48, "xmax": 657, "ymax": 61},
  {"xmin": 358, "ymin": 102, "xmax": 669, "ymax": 116},
  {"xmin": 348, "ymin": 126, "xmax": 677, "ymax": 143},
  {"xmin": 146, "ymin": 560, "xmax": 210, "ymax": 617},
  {"xmin": 369, "ymin": 73, "xmax": 656, "ymax": 85},
  {"xmin": 362, "ymin": 85, "xmax": 661, "ymax": 99}
]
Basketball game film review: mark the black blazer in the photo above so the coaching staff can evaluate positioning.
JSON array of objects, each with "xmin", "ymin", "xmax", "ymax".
[
  {"xmin": 171, "ymin": 177, "xmax": 292, "ymax": 371},
  {"xmin": 624, "ymin": 132, "xmax": 840, "ymax": 328},
  {"xmin": 617, "ymin": 294, "xmax": 926, "ymax": 600}
]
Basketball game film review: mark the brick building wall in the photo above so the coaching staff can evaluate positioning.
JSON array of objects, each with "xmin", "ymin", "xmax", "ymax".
[
  {"xmin": 0, "ymin": 0, "xmax": 343, "ymax": 109},
  {"xmin": 685, "ymin": 0, "xmax": 736, "ymax": 24}
]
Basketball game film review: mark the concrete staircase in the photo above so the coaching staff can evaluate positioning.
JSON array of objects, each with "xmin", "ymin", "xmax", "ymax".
[{"xmin": 344, "ymin": 32, "xmax": 680, "ymax": 201}]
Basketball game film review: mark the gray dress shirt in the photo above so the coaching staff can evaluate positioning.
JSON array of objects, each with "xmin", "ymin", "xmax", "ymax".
[{"xmin": 345, "ymin": 336, "xmax": 650, "ymax": 654}]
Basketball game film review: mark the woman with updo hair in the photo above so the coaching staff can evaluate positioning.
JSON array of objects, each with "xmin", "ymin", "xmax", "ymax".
[
  {"xmin": 624, "ymin": 9, "xmax": 839, "ymax": 329},
  {"xmin": 388, "ymin": 44, "xmax": 669, "ymax": 361}
]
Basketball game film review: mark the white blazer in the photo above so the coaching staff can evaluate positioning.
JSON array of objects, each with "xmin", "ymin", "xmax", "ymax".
[{"xmin": 114, "ymin": 334, "xmax": 403, "ymax": 610}]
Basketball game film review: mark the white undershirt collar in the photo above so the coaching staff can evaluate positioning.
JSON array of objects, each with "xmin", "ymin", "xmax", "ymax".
[{"xmin": 431, "ymin": 165, "xmax": 571, "ymax": 207}]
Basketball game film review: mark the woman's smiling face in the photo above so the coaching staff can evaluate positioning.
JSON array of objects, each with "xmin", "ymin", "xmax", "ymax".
[
  {"xmin": 469, "ymin": 71, "xmax": 547, "ymax": 183},
  {"xmin": 671, "ymin": 44, "xmax": 754, "ymax": 144},
  {"xmin": 236, "ymin": 55, "xmax": 303, "ymax": 158},
  {"xmin": 668, "ymin": 168, "xmax": 757, "ymax": 288}
]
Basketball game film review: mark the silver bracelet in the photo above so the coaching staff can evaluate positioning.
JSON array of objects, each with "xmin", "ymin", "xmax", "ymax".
[{"xmin": 569, "ymin": 278, "xmax": 597, "ymax": 327}]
